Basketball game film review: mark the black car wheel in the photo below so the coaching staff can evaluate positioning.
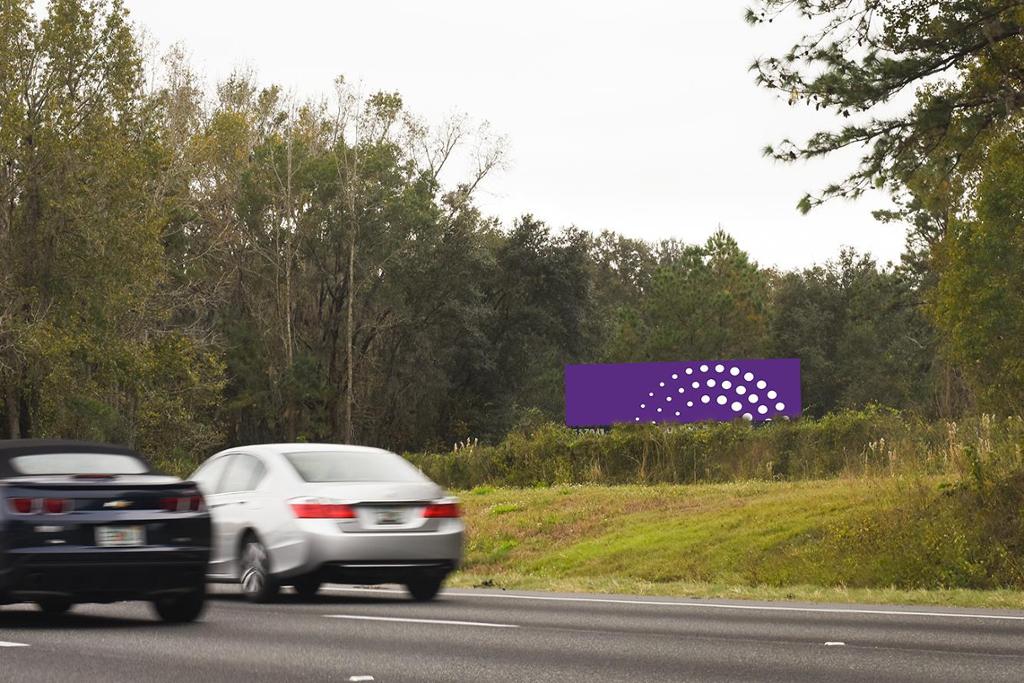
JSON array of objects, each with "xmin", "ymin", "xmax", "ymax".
[
  {"xmin": 406, "ymin": 574, "xmax": 444, "ymax": 602},
  {"xmin": 36, "ymin": 598, "xmax": 73, "ymax": 615},
  {"xmin": 291, "ymin": 575, "xmax": 322, "ymax": 600},
  {"xmin": 240, "ymin": 534, "xmax": 278, "ymax": 603},
  {"xmin": 152, "ymin": 586, "xmax": 206, "ymax": 623}
]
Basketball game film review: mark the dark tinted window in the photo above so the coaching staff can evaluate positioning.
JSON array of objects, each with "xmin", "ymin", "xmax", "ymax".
[
  {"xmin": 220, "ymin": 454, "xmax": 266, "ymax": 492},
  {"xmin": 284, "ymin": 450, "xmax": 428, "ymax": 483},
  {"xmin": 191, "ymin": 456, "xmax": 231, "ymax": 495},
  {"xmin": 10, "ymin": 452, "xmax": 149, "ymax": 475}
]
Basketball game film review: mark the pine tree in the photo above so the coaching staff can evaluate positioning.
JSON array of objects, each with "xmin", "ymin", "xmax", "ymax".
[{"xmin": 749, "ymin": 1, "xmax": 1024, "ymax": 212}]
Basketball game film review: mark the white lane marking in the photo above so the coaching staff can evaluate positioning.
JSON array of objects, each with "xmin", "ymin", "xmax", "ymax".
[
  {"xmin": 824, "ymin": 642, "xmax": 846, "ymax": 646},
  {"xmin": 0, "ymin": 641, "xmax": 29, "ymax": 647},
  {"xmin": 348, "ymin": 677, "xmax": 375, "ymax": 682},
  {"xmin": 322, "ymin": 586, "xmax": 1024, "ymax": 622},
  {"xmin": 324, "ymin": 614, "xmax": 518, "ymax": 629}
]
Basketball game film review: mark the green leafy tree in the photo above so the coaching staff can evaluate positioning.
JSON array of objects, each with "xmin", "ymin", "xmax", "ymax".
[
  {"xmin": 0, "ymin": 0, "xmax": 224, "ymax": 456},
  {"xmin": 751, "ymin": 0, "xmax": 1024, "ymax": 415},
  {"xmin": 470, "ymin": 216, "xmax": 596, "ymax": 438},
  {"xmin": 749, "ymin": 0, "xmax": 1024, "ymax": 213},
  {"xmin": 934, "ymin": 129, "xmax": 1024, "ymax": 414},
  {"xmin": 770, "ymin": 250, "xmax": 938, "ymax": 416},
  {"xmin": 168, "ymin": 70, "xmax": 508, "ymax": 451},
  {"xmin": 606, "ymin": 230, "xmax": 770, "ymax": 362}
]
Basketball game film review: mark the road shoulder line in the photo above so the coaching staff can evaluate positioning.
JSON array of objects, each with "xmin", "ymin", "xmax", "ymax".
[
  {"xmin": 322, "ymin": 586, "xmax": 1024, "ymax": 622},
  {"xmin": 324, "ymin": 614, "xmax": 518, "ymax": 628}
]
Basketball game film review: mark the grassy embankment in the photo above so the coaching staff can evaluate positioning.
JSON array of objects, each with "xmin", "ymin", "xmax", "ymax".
[
  {"xmin": 429, "ymin": 410, "xmax": 1024, "ymax": 610},
  {"xmin": 450, "ymin": 478, "xmax": 1024, "ymax": 609}
]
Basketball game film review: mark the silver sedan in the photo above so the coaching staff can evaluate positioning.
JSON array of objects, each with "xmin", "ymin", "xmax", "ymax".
[{"xmin": 189, "ymin": 443, "xmax": 463, "ymax": 602}]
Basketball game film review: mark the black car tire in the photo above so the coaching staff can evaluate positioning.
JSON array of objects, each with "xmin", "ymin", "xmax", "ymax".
[
  {"xmin": 240, "ymin": 534, "xmax": 278, "ymax": 603},
  {"xmin": 36, "ymin": 598, "xmax": 73, "ymax": 615},
  {"xmin": 291, "ymin": 575, "xmax": 322, "ymax": 600},
  {"xmin": 406, "ymin": 574, "xmax": 444, "ymax": 602},
  {"xmin": 152, "ymin": 587, "xmax": 206, "ymax": 623}
]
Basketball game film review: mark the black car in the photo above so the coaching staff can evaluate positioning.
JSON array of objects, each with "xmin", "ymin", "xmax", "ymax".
[{"xmin": 0, "ymin": 439, "xmax": 211, "ymax": 622}]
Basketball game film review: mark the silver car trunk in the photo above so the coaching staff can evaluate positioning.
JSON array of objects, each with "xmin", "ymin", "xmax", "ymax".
[{"xmin": 302, "ymin": 481, "xmax": 445, "ymax": 533}]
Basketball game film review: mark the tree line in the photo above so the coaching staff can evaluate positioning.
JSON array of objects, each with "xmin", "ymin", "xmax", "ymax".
[{"xmin": 0, "ymin": 0, "xmax": 1015, "ymax": 463}]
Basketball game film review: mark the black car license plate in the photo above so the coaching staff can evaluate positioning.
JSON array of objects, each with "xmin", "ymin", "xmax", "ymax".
[{"xmin": 95, "ymin": 525, "xmax": 146, "ymax": 547}]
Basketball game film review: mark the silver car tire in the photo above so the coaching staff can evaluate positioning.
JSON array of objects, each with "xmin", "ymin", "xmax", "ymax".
[
  {"xmin": 406, "ymin": 574, "xmax": 444, "ymax": 602},
  {"xmin": 240, "ymin": 534, "xmax": 278, "ymax": 603},
  {"xmin": 291, "ymin": 575, "xmax": 322, "ymax": 600}
]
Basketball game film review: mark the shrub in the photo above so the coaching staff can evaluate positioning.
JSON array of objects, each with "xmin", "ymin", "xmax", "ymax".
[{"xmin": 405, "ymin": 409, "xmax": 1024, "ymax": 489}]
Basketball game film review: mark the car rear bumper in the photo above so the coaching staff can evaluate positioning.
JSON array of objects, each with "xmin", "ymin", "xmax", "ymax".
[
  {"xmin": 0, "ymin": 546, "xmax": 210, "ymax": 603},
  {"xmin": 279, "ymin": 520, "xmax": 464, "ymax": 581},
  {"xmin": 317, "ymin": 560, "xmax": 456, "ymax": 585}
]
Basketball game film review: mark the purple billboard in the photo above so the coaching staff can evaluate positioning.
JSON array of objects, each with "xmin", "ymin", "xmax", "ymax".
[{"xmin": 565, "ymin": 359, "xmax": 801, "ymax": 427}]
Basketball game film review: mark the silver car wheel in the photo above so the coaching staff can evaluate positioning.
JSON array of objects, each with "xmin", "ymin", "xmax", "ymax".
[{"xmin": 240, "ymin": 538, "xmax": 274, "ymax": 601}]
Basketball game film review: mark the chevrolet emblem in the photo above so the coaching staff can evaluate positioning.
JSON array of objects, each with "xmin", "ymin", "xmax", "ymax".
[{"xmin": 103, "ymin": 500, "xmax": 133, "ymax": 509}]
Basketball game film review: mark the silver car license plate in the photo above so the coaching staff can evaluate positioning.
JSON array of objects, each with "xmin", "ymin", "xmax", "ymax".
[
  {"xmin": 376, "ymin": 509, "xmax": 404, "ymax": 525},
  {"xmin": 95, "ymin": 525, "xmax": 146, "ymax": 547}
]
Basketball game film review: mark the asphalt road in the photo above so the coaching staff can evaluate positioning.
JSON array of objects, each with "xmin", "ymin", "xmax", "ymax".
[{"xmin": 2, "ymin": 585, "xmax": 1024, "ymax": 682}]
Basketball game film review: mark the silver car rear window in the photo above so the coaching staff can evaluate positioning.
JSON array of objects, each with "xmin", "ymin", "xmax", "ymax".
[
  {"xmin": 283, "ymin": 450, "xmax": 428, "ymax": 483},
  {"xmin": 10, "ymin": 452, "xmax": 149, "ymax": 475}
]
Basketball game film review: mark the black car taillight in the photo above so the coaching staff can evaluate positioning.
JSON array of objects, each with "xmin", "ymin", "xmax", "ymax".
[
  {"xmin": 7, "ymin": 497, "xmax": 73, "ymax": 515},
  {"xmin": 9, "ymin": 497, "xmax": 35, "ymax": 514},
  {"xmin": 43, "ymin": 498, "xmax": 72, "ymax": 514},
  {"xmin": 160, "ymin": 494, "xmax": 205, "ymax": 512}
]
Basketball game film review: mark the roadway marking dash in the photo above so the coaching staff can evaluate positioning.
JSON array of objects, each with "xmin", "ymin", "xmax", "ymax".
[
  {"xmin": 0, "ymin": 641, "xmax": 29, "ymax": 647},
  {"xmin": 325, "ymin": 614, "xmax": 518, "ymax": 629},
  {"xmin": 824, "ymin": 641, "xmax": 846, "ymax": 646},
  {"xmin": 323, "ymin": 586, "xmax": 1024, "ymax": 622},
  {"xmin": 348, "ymin": 676, "xmax": 375, "ymax": 682}
]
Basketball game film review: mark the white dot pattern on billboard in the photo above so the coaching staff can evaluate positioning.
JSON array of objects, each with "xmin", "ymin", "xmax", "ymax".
[{"xmin": 634, "ymin": 362, "xmax": 790, "ymax": 424}]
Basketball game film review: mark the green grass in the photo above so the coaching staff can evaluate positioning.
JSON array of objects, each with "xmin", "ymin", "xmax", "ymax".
[{"xmin": 450, "ymin": 479, "xmax": 1024, "ymax": 610}]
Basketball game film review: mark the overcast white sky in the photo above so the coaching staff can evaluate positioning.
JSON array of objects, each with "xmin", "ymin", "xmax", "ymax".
[{"xmin": 120, "ymin": 0, "xmax": 907, "ymax": 270}]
